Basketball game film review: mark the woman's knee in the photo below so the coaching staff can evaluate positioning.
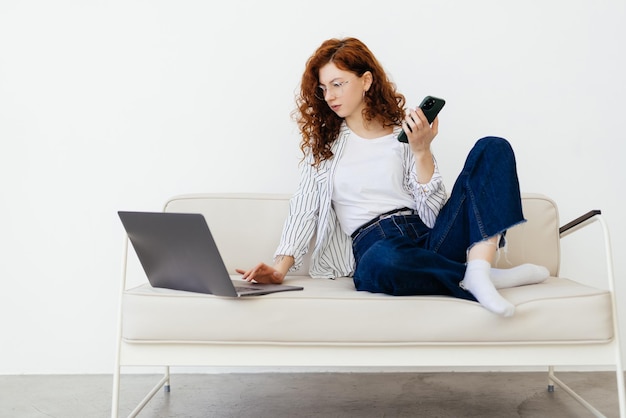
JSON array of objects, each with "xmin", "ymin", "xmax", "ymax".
[
  {"xmin": 475, "ymin": 136, "xmax": 514, "ymax": 156},
  {"xmin": 468, "ymin": 136, "xmax": 517, "ymax": 169}
]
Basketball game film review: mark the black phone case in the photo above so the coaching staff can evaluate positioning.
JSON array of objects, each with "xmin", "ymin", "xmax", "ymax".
[{"xmin": 397, "ymin": 96, "xmax": 446, "ymax": 143}]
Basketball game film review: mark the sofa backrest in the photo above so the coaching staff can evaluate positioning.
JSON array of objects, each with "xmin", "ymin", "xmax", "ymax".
[
  {"xmin": 493, "ymin": 193, "xmax": 560, "ymax": 276},
  {"xmin": 163, "ymin": 193, "xmax": 560, "ymax": 278}
]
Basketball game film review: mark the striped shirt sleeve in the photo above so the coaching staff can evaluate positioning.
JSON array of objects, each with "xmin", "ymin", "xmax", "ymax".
[
  {"xmin": 406, "ymin": 150, "xmax": 447, "ymax": 228},
  {"xmin": 273, "ymin": 155, "xmax": 320, "ymax": 271}
]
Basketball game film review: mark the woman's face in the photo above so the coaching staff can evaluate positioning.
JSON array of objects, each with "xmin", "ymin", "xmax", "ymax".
[{"xmin": 317, "ymin": 62, "xmax": 368, "ymax": 120}]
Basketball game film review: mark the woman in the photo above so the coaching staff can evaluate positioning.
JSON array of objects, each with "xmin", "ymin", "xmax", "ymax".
[{"xmin": 236, "ymin": 37, "xmax": 548, "ymax": 317}]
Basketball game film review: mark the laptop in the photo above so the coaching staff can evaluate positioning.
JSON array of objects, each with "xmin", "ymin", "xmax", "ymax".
[{"xmin": 117, "ymin": 211, "xmax": 304, "ymax": 297}]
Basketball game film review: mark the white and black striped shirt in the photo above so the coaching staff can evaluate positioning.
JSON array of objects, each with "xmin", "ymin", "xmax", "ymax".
[{"xmin": 274, "ymin": 124, "xmax": 447, "ymax": 279}]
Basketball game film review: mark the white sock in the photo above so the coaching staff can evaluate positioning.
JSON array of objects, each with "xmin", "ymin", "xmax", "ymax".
[
  {"xmin": 490, "ymin": 264, "xmax": 550, "ymax": 289},
  {"xmin": 461, "ymin": 259, "xmax": 515, "ymax": 317}
]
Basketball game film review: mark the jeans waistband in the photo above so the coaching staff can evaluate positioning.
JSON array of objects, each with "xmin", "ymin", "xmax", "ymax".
[{"xmin": 350, "ymin": 207, "xmax": 414, "ymax": 239}]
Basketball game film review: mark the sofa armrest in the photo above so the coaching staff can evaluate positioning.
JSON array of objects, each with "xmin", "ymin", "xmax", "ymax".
[
  {"xmin": 559, "ymin": 209, "xmax": 617, "ymax": 295},
  {"xmin": 559, "ymin": 210, "xmax": 602, "ymax": 238}
]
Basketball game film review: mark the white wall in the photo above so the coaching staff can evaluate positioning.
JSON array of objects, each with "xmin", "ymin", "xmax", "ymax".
[{"xmin": 0, "ymin": 0, "xmax": 624, "ymax": 374}]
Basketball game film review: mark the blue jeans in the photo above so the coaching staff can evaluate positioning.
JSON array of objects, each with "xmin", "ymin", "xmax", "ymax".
[{"xmin": 352, "ymin": 137, "xmax": 525, "ymax": 300}]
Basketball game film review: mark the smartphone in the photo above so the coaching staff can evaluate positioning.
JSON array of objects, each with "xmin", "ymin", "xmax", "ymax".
[{"xmin": 397, "ymin": 95, "xmax": 446, "ymax": 143}]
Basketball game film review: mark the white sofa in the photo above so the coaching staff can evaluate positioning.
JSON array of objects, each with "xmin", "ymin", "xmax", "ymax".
[{"xmin": 111, "ymin": 193, "xmax": 625, "ymax": 418}]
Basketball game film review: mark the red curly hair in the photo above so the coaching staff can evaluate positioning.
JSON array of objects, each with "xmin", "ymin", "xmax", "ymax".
[{"xmin": 292, "ymin": 37, "xmax": 406, "ymax": 167}]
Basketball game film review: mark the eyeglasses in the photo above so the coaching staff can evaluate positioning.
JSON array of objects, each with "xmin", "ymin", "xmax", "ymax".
[{"xmin": 315, "ymin": 79, "xmax": 351, "ymax": 100}]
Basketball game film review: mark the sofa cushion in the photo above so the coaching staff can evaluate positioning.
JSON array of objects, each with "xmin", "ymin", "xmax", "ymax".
[{"xmin": 122, "ymin": 275, "xmax": 612, "ymax": 345}]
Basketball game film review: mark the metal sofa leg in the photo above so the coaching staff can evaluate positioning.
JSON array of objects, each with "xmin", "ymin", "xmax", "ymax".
[
  {"xmin": 126, "ymin": 367, "xmax": 171, "ymax": 418},
  {"xmin": 164, "ymin": 366, "xmax": 171, "ymax": 392},
  {"xmin": 547, "ymin": 365, "xmax": 555, "ymax": 392},
  {"xmin": 111, "ymin": 364, "xmax": 121, "ymax": 418},
  {"xmin": 548, "ymin": 366, "xmax": 608, "ymax": 418}
]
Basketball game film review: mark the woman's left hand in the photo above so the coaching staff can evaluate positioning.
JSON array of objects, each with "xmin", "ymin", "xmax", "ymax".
[{"xmin": 402, "ymin": 107, "xmax": 438, "ymax": 154}]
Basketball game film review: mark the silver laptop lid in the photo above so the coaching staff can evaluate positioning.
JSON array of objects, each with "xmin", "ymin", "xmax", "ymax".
[{"xmin": 118, "ymin": 211, "xmax": 239, "ymax": 297}]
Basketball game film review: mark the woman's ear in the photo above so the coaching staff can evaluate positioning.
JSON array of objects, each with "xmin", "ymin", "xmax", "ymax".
[{"xmin": 362, "ymin": 70, "xmax": 373, "ymax": 92}]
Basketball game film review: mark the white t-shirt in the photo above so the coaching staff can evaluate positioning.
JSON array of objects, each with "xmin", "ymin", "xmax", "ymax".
[{"xmin": 332, "ymin": 131, "xmax": 416, "ymax": 236}]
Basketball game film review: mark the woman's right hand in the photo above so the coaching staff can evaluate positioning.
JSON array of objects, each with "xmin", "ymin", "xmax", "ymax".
[{"xmin": 235, "ymin": 263, "xmax": 285, "ymax": 284}]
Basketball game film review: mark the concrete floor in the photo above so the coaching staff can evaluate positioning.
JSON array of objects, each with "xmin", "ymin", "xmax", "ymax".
[{"xmin": 0, "ymin": 371, "xmax": 622, "ymax": 417}]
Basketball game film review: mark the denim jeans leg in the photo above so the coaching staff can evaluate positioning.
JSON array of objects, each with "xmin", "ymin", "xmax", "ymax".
[
  {"xmin": 352, "ymin": 217, "xmax": 474, "ymax": 300},
  {"xmin": 427, "ymin": 136, "xmax": 526, "ymax": 263},
  {"xmin": 354, "ymin": 236, "xmax": 473, "ymax": 299}
]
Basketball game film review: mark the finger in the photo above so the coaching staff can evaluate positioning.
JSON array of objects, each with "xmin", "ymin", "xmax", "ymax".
[
  {"xmin": 402, "ymin": 117, "xmax": 413, "ymax": 133},
  {"xmin": 406, "ymin": 113, "xmax": 420, "ymax": 133},
  {"xmin": 402, "ymin": 108, "xmax": 415, "ymax": 132},
  {"xmin": 239, "ymin": 266, "xmax": 256, "ymax": 281},
  {"xmin": 408, "ymin": 110, "xmax": 424, "ymax": 131},
  {"xmin": 413, "ymin": 108, "xmax": 429, "ymax": 126},
  {"xmin": 246, "ymin": 262, "xmax": 266, "ymax": 281},
  {"xmin": 235, "ymin": 268, "xmax": 251, "ymax": 279},
  {"xmin": 235, "ymin": 268, "xmax": 246, "ymax": 275},
  {"xmin": 431, "ymin": 116, "xmax": 439, "ymax": 134}
]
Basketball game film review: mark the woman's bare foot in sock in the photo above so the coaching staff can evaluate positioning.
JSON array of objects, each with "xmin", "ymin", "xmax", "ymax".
[
  {"xmin": 490, "ymin": 264, "xmax": 550, "ymax": 289},
  {"xmin": 462, "ymin": 259, "xmax": 515, "ymax": 317}
]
